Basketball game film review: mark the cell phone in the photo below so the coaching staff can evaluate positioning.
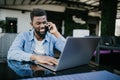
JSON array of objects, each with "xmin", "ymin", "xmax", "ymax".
[{"xmin": 45, "ymin": 23, "xmax": 50, "ymax": 32}]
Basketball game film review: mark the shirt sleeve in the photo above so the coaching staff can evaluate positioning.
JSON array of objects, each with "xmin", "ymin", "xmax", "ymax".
[
  {"xmin": 7, "ymin": 32, "xmax": 32, "ymax": 62},
  {"xmin": 54, "ymin": 36, "xmax": 66, "ymax": 52}
]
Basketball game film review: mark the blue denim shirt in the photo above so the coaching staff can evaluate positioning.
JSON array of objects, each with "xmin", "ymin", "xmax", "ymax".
[{"xmin": 7, "ymin": 30, "xmax": 66, "ymax": 61}]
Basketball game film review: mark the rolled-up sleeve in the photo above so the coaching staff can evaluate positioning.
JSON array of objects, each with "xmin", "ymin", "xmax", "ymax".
[
  {"xmin": 7, "ymin": 32, "xmax": 33, "ymax": 62},
  {"xmin": 55, "ymin": 36, "xmax": 66, "ymax": 52},
  {"xmin": 7, "ymin": 50, "xmax": 32, "ymax": 61}
]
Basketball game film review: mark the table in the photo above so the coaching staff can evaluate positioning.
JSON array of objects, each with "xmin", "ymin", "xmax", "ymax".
[
  {"xmin": 22, "ymin": 70, "xmax": 120, "ymax": 80},
  {"xmin": 0, "ymin": 60, "xmax": 119, "ymax": 80}
]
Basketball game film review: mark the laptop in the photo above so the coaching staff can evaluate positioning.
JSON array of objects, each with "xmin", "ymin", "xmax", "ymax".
[{"xmin": 37, "ymin": 37, "xmax": 100, "ymax": 72}]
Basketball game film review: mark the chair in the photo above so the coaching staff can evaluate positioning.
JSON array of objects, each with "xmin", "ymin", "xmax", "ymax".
[
  {"xmin": 95, "ymin": 36, "xmax": 115, "ymax": 65},
  {"xmin": 112, "ymin": 36, "xmax": 120, "ymax": 47},
  {"xmin": 0, "ymin": 33, "xmax": 17, "ymax": 63}
]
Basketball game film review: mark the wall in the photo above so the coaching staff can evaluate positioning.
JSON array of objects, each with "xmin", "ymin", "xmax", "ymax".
[
  {"xmin": 0, "ymin": 5, "xmax": 65, "ymax": 33},
  {"xmin": 0, "ymin": 5, "xmax": 119, "ymax": 36},
  {"xmin": 0, "ymin": 9, "xmax": 32, "ymax": 33}
]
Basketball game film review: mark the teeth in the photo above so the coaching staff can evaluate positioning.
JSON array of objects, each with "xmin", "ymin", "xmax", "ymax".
[{"xmin": 40, "ymin": 29, "xmax": 45, "ymax": 32}]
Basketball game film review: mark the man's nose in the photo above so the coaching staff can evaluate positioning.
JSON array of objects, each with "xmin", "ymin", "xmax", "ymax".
[{"xmin": 39, "ymin": 23, "xmax": 45, "ymax": 27}]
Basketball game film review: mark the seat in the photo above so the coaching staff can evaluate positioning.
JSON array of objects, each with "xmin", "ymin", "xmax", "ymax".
[
  {"xmin": 95, "ymin": 36, "xmax": 115, "ymax": 65},
  {"xmin": 0, "ymin": 33, "xmax": 17, "ymax": 63},
  {"xmin": 112, "ymin": 36, "xmax": 120, "ymax": 47}
]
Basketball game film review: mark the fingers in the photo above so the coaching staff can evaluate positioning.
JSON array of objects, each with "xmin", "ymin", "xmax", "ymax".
[
  {"xmin": 48, "ymin": 57, "xmax": 58, "ymax": 65},
  {"xmin": 43, "ymin": 56, "xmax": 58, "ymax": 65},
  {"xmin": 36, "ymin": 55, "xmax": 58, "ymax": 66},
  {"xmin": 47, "ymin": 22, "xmax": 57, "ymax": 31}
]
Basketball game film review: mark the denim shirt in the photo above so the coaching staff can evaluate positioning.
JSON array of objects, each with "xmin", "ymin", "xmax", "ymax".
[{"xmin": 7, "ymin": 30, "xmax": 66, "ymax": 62}]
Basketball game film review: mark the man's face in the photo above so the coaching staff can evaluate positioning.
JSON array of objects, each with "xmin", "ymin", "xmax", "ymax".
[{"xmin": 31, "ymin": 15, "xmax": 48, "ymax": 38}]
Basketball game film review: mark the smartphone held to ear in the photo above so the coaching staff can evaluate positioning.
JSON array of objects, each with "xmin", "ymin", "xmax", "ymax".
[
  {"xmin": 45, "ymin": 23, "xmax": 51, "ymax": 32},
  {"xmin": 45, "ymin": 25, "xmax": 49, "ymax": 31}
]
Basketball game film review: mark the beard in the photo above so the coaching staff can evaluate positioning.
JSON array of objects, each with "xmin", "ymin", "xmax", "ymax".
[{"xmin": 34, "ymin": 28, "xmax": 48, "ymax": 39}]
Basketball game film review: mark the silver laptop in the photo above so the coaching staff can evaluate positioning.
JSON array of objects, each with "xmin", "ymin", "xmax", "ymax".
[{"xmin": 38, "ymin": 37, "xmax": 100, "ymax": 72}]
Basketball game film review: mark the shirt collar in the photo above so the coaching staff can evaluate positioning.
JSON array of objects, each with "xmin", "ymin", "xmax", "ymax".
[
  {"xmin": 29, "ymin": 29, "xmax": 34, "ymax": 41},
  {"xmin": 29, "ymin": 29, "xmax": 50, "ymax": 42}
]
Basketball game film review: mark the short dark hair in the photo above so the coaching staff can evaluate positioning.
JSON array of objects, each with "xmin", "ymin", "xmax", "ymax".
[{"xmin": 30, "ymin": 8, "xmax": 47, "ymax": 21}]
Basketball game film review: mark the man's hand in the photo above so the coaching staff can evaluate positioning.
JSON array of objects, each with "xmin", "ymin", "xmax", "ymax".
[
  {"xmin": 30, "ymin": 54, "xmax": 58, "ymax": 65},
  {"xmin": 47, "ymin": 22, "xmax": 62, "ymax": 38}
]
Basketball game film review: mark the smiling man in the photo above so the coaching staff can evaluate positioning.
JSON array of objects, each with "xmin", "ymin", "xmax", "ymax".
[{"xmin": 7, "ymin": 8, "xmax": 66, "ymax": 66}]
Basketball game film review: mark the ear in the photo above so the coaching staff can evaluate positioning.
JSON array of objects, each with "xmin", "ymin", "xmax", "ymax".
[{"xmin": 30, "ymin": 22, "xmax": 33, "ymax": 26}]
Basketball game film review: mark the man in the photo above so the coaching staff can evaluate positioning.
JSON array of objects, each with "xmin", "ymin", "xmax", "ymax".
[{"xmin": 7, "ymin": 8, "xmax": 66, "ymax": 66}]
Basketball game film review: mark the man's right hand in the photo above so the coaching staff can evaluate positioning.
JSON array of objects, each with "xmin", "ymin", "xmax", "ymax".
[{"xmin": 30, "ymin": 54, "xmax": 58, "ymax": 65}]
